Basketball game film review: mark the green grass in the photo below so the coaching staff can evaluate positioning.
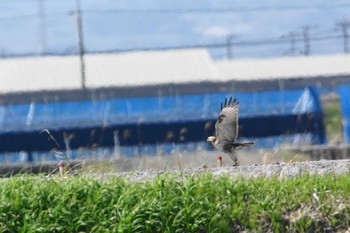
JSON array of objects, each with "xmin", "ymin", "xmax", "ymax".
[
  {"xmin": 1, "ymin": 173, "xmax": 350, "ymax": 232},
  {"xmin": 323, "ymin": 99, "xmax": 342, "ymax": 141}
]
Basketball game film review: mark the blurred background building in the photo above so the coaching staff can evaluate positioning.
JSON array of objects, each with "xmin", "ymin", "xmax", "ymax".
[{"xmin": 0, "ymin": 1, "xmax": 350, "ymax": 165}]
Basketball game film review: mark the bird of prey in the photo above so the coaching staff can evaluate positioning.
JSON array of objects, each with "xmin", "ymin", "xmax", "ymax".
[{"xmin": 207, "ymin": 97, "xmax": 254, "ymax": 166}]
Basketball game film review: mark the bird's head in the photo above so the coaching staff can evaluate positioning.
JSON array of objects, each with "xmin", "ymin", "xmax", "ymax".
[{"xmin": 207, "ymin": 136, "xmax": 216, "ymax": 143}]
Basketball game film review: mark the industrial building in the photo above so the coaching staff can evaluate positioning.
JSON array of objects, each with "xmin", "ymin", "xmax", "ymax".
[{"xmin": 0, "ymin": 49, "xmax": 349, "ymax": 163}]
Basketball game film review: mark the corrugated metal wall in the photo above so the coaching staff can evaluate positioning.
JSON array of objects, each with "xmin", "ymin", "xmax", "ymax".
[{"xmin": 0, "ymin": 87, "xmax": 326, "ymax": 163}]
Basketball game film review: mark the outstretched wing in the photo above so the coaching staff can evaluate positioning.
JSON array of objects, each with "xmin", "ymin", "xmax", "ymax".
[{"xmin": 215, "ymin": 97, "xmax": 239, "ymax": 143}]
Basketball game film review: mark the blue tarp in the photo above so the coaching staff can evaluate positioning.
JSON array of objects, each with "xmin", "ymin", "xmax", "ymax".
[
  {"xmin": 0, "ymin": 86, "xmax": 326, "ymax": 163},
  {"xmin": 0, "ymin": 87, "xmax": 322, "ymax": 132},
  {"xmin": 339, "ymin": 85, "xmax": 350, "ymax": 143}
]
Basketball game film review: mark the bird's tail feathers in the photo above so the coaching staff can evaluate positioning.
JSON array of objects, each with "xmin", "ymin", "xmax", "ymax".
[{"xmin": 233, "ymin": 142, "xmax": 254, "ymax": 150}]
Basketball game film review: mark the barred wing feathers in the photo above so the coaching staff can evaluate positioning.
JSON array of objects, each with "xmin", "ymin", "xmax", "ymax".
[{"xmin": 215, "ymin": 97, "xmax": 239, "ymax": 143}]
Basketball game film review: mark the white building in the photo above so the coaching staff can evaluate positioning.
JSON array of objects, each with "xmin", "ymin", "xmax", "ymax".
[{"xmin": 0, "ymin": 49, "xmax": 349, "ymax": 102}]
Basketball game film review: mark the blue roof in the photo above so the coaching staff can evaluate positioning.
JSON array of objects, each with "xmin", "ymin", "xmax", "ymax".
[{"xmin": 0, "ymin": 87, "xmax": 320, "ymax": 133}]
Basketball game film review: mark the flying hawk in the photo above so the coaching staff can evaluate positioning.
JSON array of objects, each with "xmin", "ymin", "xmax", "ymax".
[{"xmin": 207, "ymin": 97, "xmax": 254, "ymax": 166}]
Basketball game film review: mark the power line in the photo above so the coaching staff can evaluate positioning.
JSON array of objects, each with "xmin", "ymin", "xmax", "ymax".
[
  {"xmin": 1, "ymin": 3, "xmax": 350, "ymax": 21},
  {"xmin": 0, "ymin": 3, "xmax": 347, "ymax": 60},
  {"xmin": 84, "ymin": 4, "xmax": 350, "ymax": 14},
  {"xmin": 336, "ymin": 19, "xmax": 350, "ymax": 53},
  {"xmin": 83, "ymin": 35, "xmax": 343, "ymax": 55},
  {"xmin": 0, "ymin": 31, "xmax": 344, "ymax": 59},
  {"xmin": 0, "ymin": 14, "xmax": 37, "ymax": 21}
]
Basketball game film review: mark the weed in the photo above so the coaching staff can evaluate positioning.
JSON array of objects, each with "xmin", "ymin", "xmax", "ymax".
[{"xmin": 0, "ymin": 173, "xmax": 350, "ymax": 232}]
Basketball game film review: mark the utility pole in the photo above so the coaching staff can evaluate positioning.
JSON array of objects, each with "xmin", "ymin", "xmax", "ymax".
[
  {"xmin": 336, "ymin": 19, "xmax": 350, "ymax": 53},
  {"xmin": 37, "ymin": 0, "xmax": 47, "ymax": 55},
  {"xmin": 73, "ymin": 0, "xmax": 86, "ymax": 89},
  {"xmin": 281, "ymin": 31, "xmax": 297, "ymax": 56},
  {"xmin": 302, "ymin": 26, "xmax": 310, "ymax": 56},
  {"xmin": 226, "ymin": 34, "xmax": 233, "ymax": 59}
]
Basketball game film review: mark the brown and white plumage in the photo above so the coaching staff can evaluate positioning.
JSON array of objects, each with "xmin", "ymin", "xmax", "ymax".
[{"xmin": 207, "ymin": 97, "xmax": 254, "ymax": 165}]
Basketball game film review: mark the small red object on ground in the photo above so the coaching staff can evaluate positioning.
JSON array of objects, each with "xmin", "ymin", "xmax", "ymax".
[{"xmin": 217, "ymin": 156, "xmax": 222, "ymax": 167}]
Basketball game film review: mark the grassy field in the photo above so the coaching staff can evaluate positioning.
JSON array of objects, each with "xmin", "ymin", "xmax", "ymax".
[{"xmin": 1, "ymin": 173, "xmax": 350, "ymax": 232}]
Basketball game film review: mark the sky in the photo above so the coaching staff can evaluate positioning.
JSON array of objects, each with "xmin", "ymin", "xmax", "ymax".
[{"xmin": 0, "ymin": 0, "xmax": 349, "ymax": 59}]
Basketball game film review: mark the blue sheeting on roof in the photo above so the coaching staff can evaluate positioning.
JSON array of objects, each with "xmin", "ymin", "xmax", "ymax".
[
  {"xmin": 339, "ymin": 85, "xmax": 350, "ymax": 143},
  {"xmin": 0, "ymin": 86, "xmax": 326, "ymax": 163},
  {"xmin": 0, "ymin": 87, "xmax": 320, "ymax": 132}
]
